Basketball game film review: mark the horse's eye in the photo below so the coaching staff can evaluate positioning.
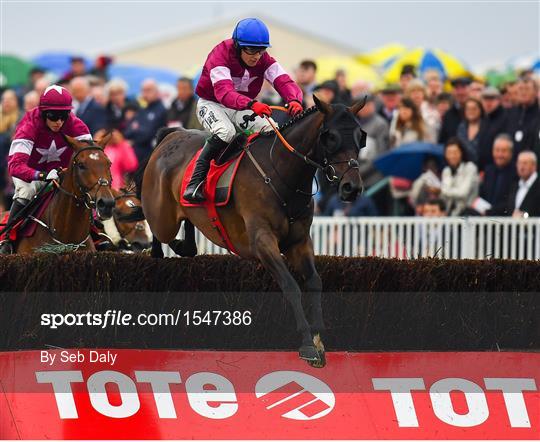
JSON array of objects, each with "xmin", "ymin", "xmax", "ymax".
[{"xmin": 77, "ymin": 163, "xmax": 87, "ymax": 170}]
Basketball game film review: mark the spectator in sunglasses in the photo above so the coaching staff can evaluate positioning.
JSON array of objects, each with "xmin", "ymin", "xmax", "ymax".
[
  {"xmin": 183, "ymin": 17, "xmax": 304, "ymax": 202},
  {"xmin": 0, "ymin": 85, "xmax": 91, "ymax": 254}
]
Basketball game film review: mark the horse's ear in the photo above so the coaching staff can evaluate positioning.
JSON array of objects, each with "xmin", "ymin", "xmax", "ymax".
[
  {"xmin": 95, "ymin": 131, "xmax": 112, "ymax": 148},
  {"xmin": 350, "ymin": 96, "xmax": 367, "ymax": 115},
  {"xmin": 64, "ymin": 135, "xmax": 85, "ymax": 151},
  {"xmin": 313, "ymin": 94, "xmax": 332, "ymax": 115}
]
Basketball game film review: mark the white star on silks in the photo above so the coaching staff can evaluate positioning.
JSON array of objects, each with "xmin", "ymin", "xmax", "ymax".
[
  {"xmin": 43, "ymin": 85, "xmax": 65, "ymax": 95},
  {"xmin": 232, "ymin": 71, "xmax": 258, "ymax": 92},
  {"xmin": 36, "ymin": 140, "xmax": 67, "ymax": 164}
]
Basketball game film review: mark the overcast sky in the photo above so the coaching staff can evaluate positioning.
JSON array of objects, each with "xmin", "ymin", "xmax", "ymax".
[{"xmin": 2, "ymin": 1, "xmax": 539, "ymax": 70}]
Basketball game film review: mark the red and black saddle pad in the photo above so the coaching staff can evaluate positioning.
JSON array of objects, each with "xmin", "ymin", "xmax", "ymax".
[
  {"xmin": 179, "ymin": 150, "xmax": 246, "ymax": 209},
  {"xmin": 0, "ymin": 188, "xmax": 55, "ymax": 242},
  {"xmin": 178, "ymin": 133, "xmax": 260, "ymax": 255}
]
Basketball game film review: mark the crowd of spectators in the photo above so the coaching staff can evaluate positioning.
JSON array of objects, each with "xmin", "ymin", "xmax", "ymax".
[
  {"xmin": 0, "ymin": 55, "xmax": 539, "ymax": 220},
  {"xmin": 290, "ymin": 60, "xmax": 540, "ymax": 219}
]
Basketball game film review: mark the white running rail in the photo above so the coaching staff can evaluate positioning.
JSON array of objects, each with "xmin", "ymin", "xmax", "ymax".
[{"xmin": 164, "ymin": 217, "xmax": 540, "ymax": 259}]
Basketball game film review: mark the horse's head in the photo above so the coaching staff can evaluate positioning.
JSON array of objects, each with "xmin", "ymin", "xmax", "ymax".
[
  {"xmin": 64, "ymin": 134, "xmax": 115, "ymax": 220},
  {"xmin": 313, "ymin": 95, "xmax": 367, "ymax": 202},
  {"xmin": 112, "ymin": 189, "xmax": 152, "ymax": 251}
]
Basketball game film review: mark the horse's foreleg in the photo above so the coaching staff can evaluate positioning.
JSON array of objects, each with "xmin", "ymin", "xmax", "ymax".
[
  {"xmin": 151, "ymin": 235, "xmax": 164, "ymax": 258},
  {"xmin": 248, "ymin": 224, "xmax": 318, "ymax": 362},
  {"xmin": 286, "ymin": 238, "xmax": 324, "ymax": 332},
  {"xmin": 285, "ymin": 238, "xmax": 326, "ymax": 368},
  {"xmin": 168, "ymin": 220, "xmax": 197, "ymax": 257}
]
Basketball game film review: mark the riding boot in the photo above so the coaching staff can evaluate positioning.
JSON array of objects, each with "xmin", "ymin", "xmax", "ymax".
[
  {"xmin": 183, "ymin": 134, "xmax": 229, "ymax": 203},
  {"xmin": 0, "ymin": 198, "xmax": 30, "ymax": 255}
]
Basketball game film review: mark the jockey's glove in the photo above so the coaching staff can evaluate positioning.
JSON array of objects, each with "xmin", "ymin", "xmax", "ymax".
[
  {"xmin": 37, "ymin": 169, "xmax": 60, "ymax": 181},
  {"xmin": 248, "ymin": 100, "xmax": 272, "ymax": 117},
  {"xmin": 286, "ymin": 100, "xmax": 303, "ymax": 116}
]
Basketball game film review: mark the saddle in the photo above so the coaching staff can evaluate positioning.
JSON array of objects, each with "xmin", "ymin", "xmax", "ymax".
[
  {"xmin": 178, "ymin": 133, "xmax": 260, "ymax": 254},
  {"xmin": 179, "ymin": 133, "xmax": 257, "ymax": 208},
  {"xmin": 0, "ymin": 185, "xmax": 56, "ymax": 242}
]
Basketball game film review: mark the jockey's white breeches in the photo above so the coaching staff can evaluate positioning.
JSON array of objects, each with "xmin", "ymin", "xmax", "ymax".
[{"xmin": 196, "ymin": 98, "xmax": 277, "ymax": 143}]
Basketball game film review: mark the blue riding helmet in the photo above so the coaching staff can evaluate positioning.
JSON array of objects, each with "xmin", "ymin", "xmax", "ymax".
[{"xmin": 232, "ymin": 18, "xmax": 271, "ymax": 48}]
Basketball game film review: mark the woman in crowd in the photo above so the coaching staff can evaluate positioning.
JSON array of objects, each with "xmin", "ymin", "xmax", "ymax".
[
  {"xmin": 439, "ymin": 137, "xmax": 479, "ymax": 216},
  {"xmin": 409, "ymin": 155, "xmax": 442, "ymax": 214},
  {"xmin": 388, "ymin": 98, "xmax": 429, "ymax": 215},
  {"xmin": 0, "ymin": 90, "xmax": 22, "ymax": 135},
  {"xmin": 95, "ymin": 128, "xmax": 138, "ymax": 191},
  {"xmin": 389, "ymin": 97, "xmax": 426, "ymax": 148},
  {"xmin": 456, "ymin": 97, "xmax": 487, "ymax": 166},
  {"xmin": 404, "ymin": 79, "xmax": 439, "ymax": 142}
]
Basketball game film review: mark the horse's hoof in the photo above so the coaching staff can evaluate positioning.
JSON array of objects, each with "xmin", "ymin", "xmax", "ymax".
[
  {"xmin": 299, "ymin": 345, "xmax": 319, "ymax": 362},
  {"xmin": 308, "ymin": 350, "xmax": 326, "ymax": 368}
]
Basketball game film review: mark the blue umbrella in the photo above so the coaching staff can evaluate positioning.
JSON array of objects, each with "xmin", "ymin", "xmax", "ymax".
[
  {"xmin": 107, "ymin": 64, "xmax": 180, "ymax": 97},
  {"xmin": 32, "ymin": 52, "xmax": 92, "ymax": 77},
  {"xmin": 374, "ymin": 142, "xmax": 444, "ymax": 180}
]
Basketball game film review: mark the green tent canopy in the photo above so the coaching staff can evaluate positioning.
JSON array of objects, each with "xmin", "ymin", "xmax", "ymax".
[{"xmin": 0, "ymin": 55, "xmax": 34, "ymax": 88}]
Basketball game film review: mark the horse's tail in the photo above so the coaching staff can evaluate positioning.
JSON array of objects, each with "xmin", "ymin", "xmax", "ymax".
[
  {"xmin": 129, "ymin": 127, "xmax": 181, "ymax": 199},
  {"xmin": 155, "ymin": 127, "xmax": 180, "ymax": 145},
  {"xmin": 125, "ymin": 127, "xmax": 182, "ymax": 221},
  {"xmin": 131, "ymin": 157, "xmax": 148, "ymax": 200}
]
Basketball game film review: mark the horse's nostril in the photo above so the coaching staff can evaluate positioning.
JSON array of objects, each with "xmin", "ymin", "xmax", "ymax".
[{"xmin": 97, "ymin": 198, "xmax": 114, "ymax": 210}]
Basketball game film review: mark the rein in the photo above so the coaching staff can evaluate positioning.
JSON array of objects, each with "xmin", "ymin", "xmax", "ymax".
[
  {"xmin": 36, "ymin": 143, "xmax": 111, "ymax": 248},
  {"xmin": 265, "ymin": 106, "xmax": 360, "ymax": 184},
  {"xmin": 57, "ymin": 145, "xmax": 112, "ymax": 209},
  {"xmin": 242, "ymin": 106, "xmax": 360, "ymax": 222}
]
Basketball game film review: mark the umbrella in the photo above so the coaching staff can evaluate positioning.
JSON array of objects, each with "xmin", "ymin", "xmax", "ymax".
[
  {"xmin": 507, "ymin": 52, "xmax": 540, "ymax": 74},
  {"xmin": 107, "ymin": 64, "xmax": 180, "ymax": 98},
  {"xmin": 356, "ymin": 43, "xmax": 408, "ymax": 69},
  {"xmin": 374, "ymin": 142, "xmax": 444, "ymax": 180},
  {"xmin": 32, "ymin": 52, "xmax": 93, "ymax": 77},
  {"xmin": 0, "ymin": 55, "xmax": 35, "ymax": 88},
  {"xmin": 383, "ymin": 47, "xmax": 470, "ymax": 83},
  {"xmin": 315, "ymin": 56, "xmax": 380, "ymax": 88}
]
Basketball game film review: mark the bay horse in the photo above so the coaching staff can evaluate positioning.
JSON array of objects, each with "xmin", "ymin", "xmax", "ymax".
[
  {"xmin": 14, "ymin": 135, "xmax": 115, "ymax": 254},
  {"xmin": 107, "ymin": 189, "xmax": 152, "ymax": 252},
  {"xmin": 134, "ymin": 96, "xmax": 366, "ymax": 367}
]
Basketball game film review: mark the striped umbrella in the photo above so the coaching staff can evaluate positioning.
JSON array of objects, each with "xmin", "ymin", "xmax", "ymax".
[
  {"xmin": 507, "ymin": 52, "xmax": 540, "ymax": 74},
  {"xmin": 315, "ymin": 56, "xmax": 380, "ymax": 88},
  {"xmin": 383, "ymin": 47, "xmax": 470, "ymax": 83},
  {"xmin": 356, "ymin": 43, "xmax": 408, "ymax": 69}
]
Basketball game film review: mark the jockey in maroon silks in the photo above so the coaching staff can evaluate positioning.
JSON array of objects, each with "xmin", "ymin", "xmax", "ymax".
[
  {"xmin": 183, "ymin": 17, "xmax": 304, "ymax": 203},
  {"xmin": 0, "ymin": 85, "xmax": 92, "ymax": 254}
]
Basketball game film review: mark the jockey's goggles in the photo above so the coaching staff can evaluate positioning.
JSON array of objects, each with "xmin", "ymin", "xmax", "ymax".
[
  {"xmin": 241, "ymin": 46, "xmax": 267, "ymax": 55},
  {"xmin": 44, "ymin": 110, "xmax": 70, "ymax": 122}
]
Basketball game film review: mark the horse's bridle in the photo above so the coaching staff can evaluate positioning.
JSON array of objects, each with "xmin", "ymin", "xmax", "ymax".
[
  {"xmin": 243, "ymin": 109, "xmax": 364, "ymax": 223},
  {"xmin": 56, "ymin": 144, "xmax": 112, "ymax": 210},
  {"xmin": 112, "ymin": 192, "xmax": 147, "ymax": 239},
  {"xmin": 262, "ymin": 111, "xmax": 363, "ymax": 188}
]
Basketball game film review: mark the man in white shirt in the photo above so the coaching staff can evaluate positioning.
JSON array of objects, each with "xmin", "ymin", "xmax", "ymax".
[{"xmin": 512, "ymin": 151, "xmax": 539, "ymax": 218}]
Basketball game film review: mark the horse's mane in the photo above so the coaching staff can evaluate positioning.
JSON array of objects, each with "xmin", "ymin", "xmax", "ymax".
[{"xmin": 270, "ymin": 105, "xmax": 319, "ymax": 134}]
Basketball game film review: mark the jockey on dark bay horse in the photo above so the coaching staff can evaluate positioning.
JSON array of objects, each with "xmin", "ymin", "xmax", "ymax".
[
  {"xmin": 183, "ymin": 17, "xmax": 304, "ymax": 202},
  {"xmin": 0, "ymin": 85, "xmax": 93, "ymax": 254}
]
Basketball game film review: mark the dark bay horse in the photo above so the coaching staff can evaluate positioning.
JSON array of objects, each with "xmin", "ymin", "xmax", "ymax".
[
  {"xmin": 109, "ymin": 189, "xmax": 151, "ymax": 251},
  {"xmin": 135, "ymin": 96, "xmax": 366, "ymax": 367},
  {"xmin": 15, "ymin": 136, "xmax": 115, "ymax": 254}
]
